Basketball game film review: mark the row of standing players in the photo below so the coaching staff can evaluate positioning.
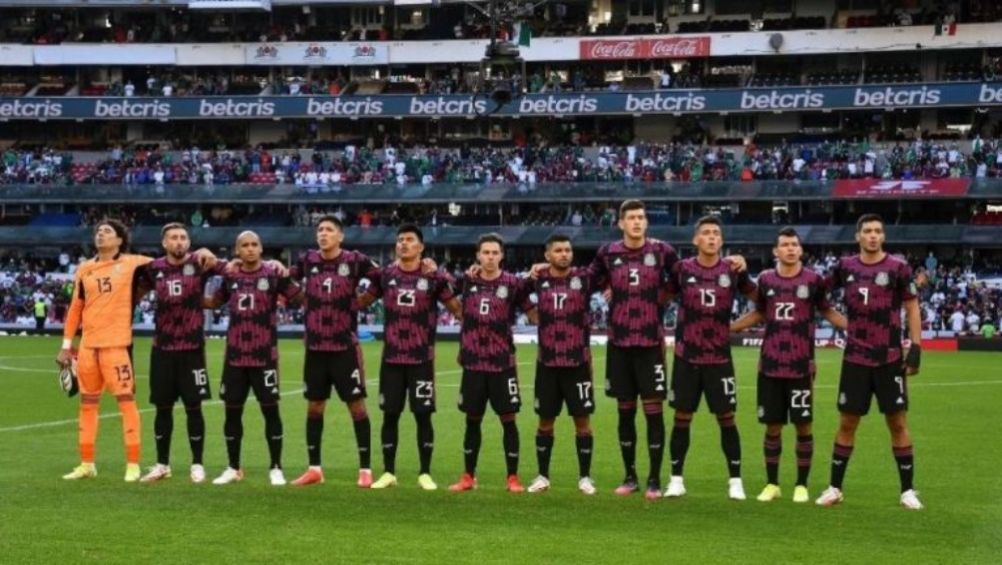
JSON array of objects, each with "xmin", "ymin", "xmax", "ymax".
[{"xmin": 57, "ymin": 200, "xmax": 923, "ymax": 509}]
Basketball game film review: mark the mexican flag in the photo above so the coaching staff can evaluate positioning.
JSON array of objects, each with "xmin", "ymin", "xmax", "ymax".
[{"xmin": 515, "ymin": 22, "xmax": 532, "ymax": 47}]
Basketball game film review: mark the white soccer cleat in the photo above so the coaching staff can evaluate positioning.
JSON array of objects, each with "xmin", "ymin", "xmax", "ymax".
[
  {"xmin": 663, "ymin": 475, "xmax": 686, "ymax": 498},
  {"xmin": 190, "ymin": 464, "xmax": 206, "ymax": 484},
  {"xmin": 578, "ymin": 477, "xmax": 597, "ymax": 496},
  {"xmin": 815, "ymin": 486, "xmax": 844, "ymax": 507},
  {"xmin": 728, "ymin": 478, "xmax": 747, "ymax": 501},
  {"xmin": 900, "ymin": 489, "xmax": 924, "ymax": 510},
  {"xmin": 269, "ymin": 468, "xmax": 287, "ymax": 486},
  {"xmin": 527, "ymin": 475, "xmax": 551, "ymax": 493},
  {"xmin": 140, "ymin": 464, "xmax": 172, "ymax": 483},
  {"xmin": 212, "ymin": 467, "xmax": 244, "ymax": 485}
]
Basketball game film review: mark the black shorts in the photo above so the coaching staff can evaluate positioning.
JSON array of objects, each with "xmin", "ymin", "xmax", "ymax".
[
  {"xmin": 459, "ymin": 369, "xmax": 521, "ymax": 416},
  {"xmin": 535, "ymin": 362, "xmax": 595, "ymax": 419},
  {"xmin": 149, "ymin": 348, "xmax": 211, "ymax": 406},
  {"xmin": 837, "ymin": 360, "xmax": 908, "ymax": 415},
  {"xmin": 669, "ymin": 357, "xmax": 737, "ymax": 415},
  {"xmin": 303, "ymin": 348, "xmax": 367, "ymax": 403},
  {"xmin": 757, "ymin": 373, "xmax": 814, "ymax": 425},
  {"xmin": 604, "ymin": 344, "xmax": 667, "ymax": 401},
  {"xmin": 380, "ymin": 361, "xmax": 436, "ymax": 414},
  {"xmin": 220, "ymin": 364, "xmax": 281, "ymax": 405}
]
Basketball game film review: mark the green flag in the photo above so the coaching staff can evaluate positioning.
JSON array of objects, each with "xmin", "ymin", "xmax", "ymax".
[{"xmin": 517, "ymin": 23, "xmax": 531, "ymax": 47}]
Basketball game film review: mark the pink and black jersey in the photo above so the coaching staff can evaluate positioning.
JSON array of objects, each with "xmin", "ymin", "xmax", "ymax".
[
  {"xmin": 458, "ymin": 272, "xmax": 534, "ymax": 373},
  {"xmin": 142, "ymin": 255, "xmax": 223, "ymax": 351},
  {"xmin": 828, "ymin": 254, "xmax": 917, "ymax": 367},
  {"xmin": 366, "ymin": 265, "xmax": 456, "ymax": 365},
  {"xmin": 534, "ymin": 267, "xmax": 597, "ymax": 368},
  {"xmin": 590, "ymin": 239, "xmax": 678, "ymax": 348},
  {"xmin": 755, "ymin": 268, "xmax": 832, "ymax": 378},
  {"xmin": 669, "ymin": 257, "xmax": 755, "ymax": 365},
  {"xmin": 215, "ymin": 264, "xmax": 301, "ymax": 367},
  {"xmin": 292, "ymin": 249, "xmax": 379, "ymax": 352}
]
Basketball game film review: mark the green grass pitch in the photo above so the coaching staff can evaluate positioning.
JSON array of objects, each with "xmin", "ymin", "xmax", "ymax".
[{"xmin": 0, "ymin": 336, "xmax": 999, "ymax": 564}]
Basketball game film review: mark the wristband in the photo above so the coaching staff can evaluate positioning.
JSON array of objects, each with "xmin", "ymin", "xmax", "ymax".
[
  {"xmin": 62, "ymin": 339, "xmax": 72, "ymax": 350},
  {"xmin": 905, "ymin": 344, "xmax": 921, "ymax": 369}
]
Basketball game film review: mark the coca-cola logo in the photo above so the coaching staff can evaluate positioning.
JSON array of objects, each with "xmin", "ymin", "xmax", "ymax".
[
  {"xmin": 649, "ymin": 38, "xmax": 705, "ymax": 58},
  {"xmin": 580, "ymin": 37, "xmax": 709, "ymax": 60},
  {"xmin": 586, "ymin": 40, "xmax": 639, "ymax": 59}
]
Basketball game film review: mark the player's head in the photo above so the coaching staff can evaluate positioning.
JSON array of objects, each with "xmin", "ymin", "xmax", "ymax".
[
  {"xmin": 476, "ymin": 233, "xmax": 504, "ymax": 274},
  {"xmin": 235, "ymin": 231, "xmax": 262, "ymax": 264},
  {"xmin": 618, "ymin": 200, "xmax": 648, "ymax": 241},
  {"xmin": 396, "ymin": 224, "xmax": 425, "ymax": 262},
  {"xmin": 773, "ymin": 227, "xmax": 803, "ymax": 267},
  {"xmin": 94, "ymin": 219, "xmax": 129, "ymax": 254},
  {"xmin": 544, "ymin": 234, "xmax": 573, "ymax": 271},
  {"xmin": 855, "ymin": 213, "xmax": 885, "ymax": 254},
  {"xmin": 316, "ymin": 215, "xmax": 344, "ymax": 252},
  {"xmin": 692, "ymin": 215, "xmax": 723, "ymax": 257},
  {"xmin": 160, "ymin": 222, "xmax": 190, "ymax": 259}
]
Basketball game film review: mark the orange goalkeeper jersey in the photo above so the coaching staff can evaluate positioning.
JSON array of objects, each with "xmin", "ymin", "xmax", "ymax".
[{"xmin": 63, "ymin": 253, "xmax": 153, "ymax": 349}]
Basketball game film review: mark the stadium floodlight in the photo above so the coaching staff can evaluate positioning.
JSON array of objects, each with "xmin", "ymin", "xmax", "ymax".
[{"xmin": 188, "ymin": 0, "xmax": 272, "ymax": 11}]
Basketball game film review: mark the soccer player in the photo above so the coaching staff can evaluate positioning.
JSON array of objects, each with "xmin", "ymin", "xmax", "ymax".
[
  {"xmin": 730, "ymin": 227, "xmax": 847, "ymax": 503},
  {"xmin": 449, "ymin": 233, "xmax": 537, "ymax": 493},
  {"xmin": 208, "ymin": 231, "xmax": 301, "ymax": 486},
  {"xmin": 664, "ymin": 216, "xmax": 757, "ymax": 500},
  {"xmin": 525, "ymin": 235, "xmax": 599, "ymax": 496},
  {"xmin": 815, "ymin": 214, "xmax": 924, "ymax": 510},
  {"xmin": 358, "ymin": 224, "xmax": 462, "ymax": 490}
]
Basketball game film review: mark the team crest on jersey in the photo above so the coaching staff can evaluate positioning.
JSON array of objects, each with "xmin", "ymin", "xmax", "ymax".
[
  {"xmin": 570, "ymin": 277, "xmax": 582, "ymax": 290},
  {"xmin": 257, "ymin": 278, "xmax": 270, "ymax": 291},
  {"xmin": 183, "ymin": 264, "xmax": 196, "ymax": 276},
  {"xmin": 644, "ymin": 253, "xmax": 656, "ymax": 266},
  {"xmin": 417, "ymin": 278, "xmax": 429, "ymax": 291},
  {"xmin": 718, "ymin": 274, "xmax": 732, "ymax": 288},
  {"xmin": 875, "ymin": 272, "xmax": 889, "ymax": 287},
  {"xmin": 497, "ymin": 285, "xmax": 509, "ymax": 299},
  {"xmin": 337, "ymin": 263, "xmax": 351, "ymax": 277},
  {"xmin": 796, "ymin": 285, "xmax": 810, "ymax": 299}
]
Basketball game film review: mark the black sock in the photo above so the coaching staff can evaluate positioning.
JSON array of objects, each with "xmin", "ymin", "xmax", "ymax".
[
  {"xmin": 261, "ymin": 403, "xmax": 283, "ymax": 470},
  {"xmin": 830, "ymin": 443, "xmax": 854, "ymax": 489},
  {"xmin": 352, "ymin": 412, "xmax": 371, "ymax": 469},
  {"xmin": 502, "ymin": 417, "xmax": 519, "ymax": 476},
  {"xmin": 644, "ymin": 405, "xmax": 665, "ymax": 485},
  {"xmin": 415, "ymin": 413, "xmax": 434, "ymax": 475},
  {"xmin": 764, "ymin": 432, "xmax": 782, "ymax": 485},
  {"xmin": 893, "ymin": 445, "xmax": 915, "ymax": 492},
  {"xmin": 154, "ymin": 406, "xmax": 173, "ymax": 466},
  {"xmin": 795, "ymin": 434, "xmax": 813, "ymax": 486},
  {"xmin": 185, "ymin": 405, "xmax": 205, "ymax": 466},
  {"xmin": 719, "ymin": 414, "xmax": 742, "ymax": 479},
  {"xmin": 306, "ymin": 412, "xmax": 323, "ymax": 467},
  {"xmin": 463, "ymin": 416, "xmax": 482, "ymax": 475},
  {"xmin": 618, "ymin": 402, "xmax": 638, "ymax": 480},
  {"xmin": 670, "ymin": 416, "xmax": 691, "ymax": 476},
  {"xmin": 223, "ymin": 404, "xmax": 244, "ymax": 469},
  {"xmin": 536, "ymin": 430, "xmax": 554, "ymax": 478},
  {"xmin": 381, "ymin": 412, "xmax": 401, "ymax": 475},
  {"xmin": 576, "ymin": 433, "xmax": 593, "ymax": 478}
]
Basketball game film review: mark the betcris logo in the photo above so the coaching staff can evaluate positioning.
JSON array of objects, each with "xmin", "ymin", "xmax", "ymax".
[
  {"xmin": 625, "ymin": 92, "xmax": 706, "ymax": 112},
  {"xmin": 409, "ymin": 97, "xmax": 486, "ymax": 116},
  {"xmin": 0, "ymin": 99, "xmax": 63, "ymax": 118},
  {"xmin": 740, "ymin": 89, "xmax": 824, "ymax": 110},
  {"xmin": 853, "ymin": 86, "xmax": 941, "ymax": 107},
  {"xmin": 307, "ymin": 97, "xmax": 384, "ymax": 117},
  {"xmin": 199, "ymin": 98, "xmax": 276, "ymax": 117},
  {"xmin": 518, "ymin": 95, "xmax": 598, "ymax": 114},
  {"xmin": 95, "ymin": 99, "xmax": 170, "ymax": 118},
  {"xmin": 978, "ymin": 83, "xmax": 1002, "ymax": 103}
]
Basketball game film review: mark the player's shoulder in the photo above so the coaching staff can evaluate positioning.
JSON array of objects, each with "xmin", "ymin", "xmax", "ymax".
[
  {"xmin": 757, "ymin": 268, "xmax": 777, "ymax": 283},
  {"xmin": 647, "ymin": 238, "xmax": 677, "ymax": 255},
  {"xmin": 123, "ymin": 253, "xmax": 153, "ymax": 267},
  {"xmin": 886, "ymin": 254, "xmax": 912, "ymax": 271}
]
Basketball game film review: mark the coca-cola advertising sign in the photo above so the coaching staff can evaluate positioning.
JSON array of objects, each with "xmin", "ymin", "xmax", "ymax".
[{"xmin": 579, "ymin": 37, "xmax": 710, "ymax": 60}]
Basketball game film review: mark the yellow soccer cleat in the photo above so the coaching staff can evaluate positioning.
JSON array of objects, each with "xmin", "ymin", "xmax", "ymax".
[
  {"xmin": 124, "ymin": 463, "xmax": 141, "ymax": 483},
  {"xmin": 757, "ymin": 484, "xmax": 782, "ymax": 502},
  {"xmin": 417, "ymin": 474, "xmax": 438, "ymax": 491},
  {"xmin": 62, "ymin": 463, "xmax": 97, "ymax": 480},
  {"xmin": 370, "ymin": 472, "xmax": 398, "ymax": 489},
  {"xmin": 792, "ymin": 485, "xmax": 810, "ymax": 503}
]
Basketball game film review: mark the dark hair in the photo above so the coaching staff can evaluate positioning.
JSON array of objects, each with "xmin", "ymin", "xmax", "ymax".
[
  {"xmin": 619, "ymin": 199, "xmax": 646, "ymax": 219},
  {"xmin": 775, "ymin": 226, "xmax": 801, "ymax": 245},
  {"xmin": 396, "ymin": 223, "xmax": 424, "ymax": 243},
  {"xmin": 160, "ymin": 222, "xmax": 187, "ymax": 238},
  {"xmin": 545, "ymin": 233, "xmax": 571, "ymax": 249},
  {"xmin": 856, "ymin": 213, "xmax": 884, "ymax": 232},
  {"xmin": 694, "ymin": 215, "xmax": 722, "ymax": 232},
  {"xmin": 317, "ymin": 215, "xmax": 343, "ymax": 231},
  {"xmin": 477, "ymin": 232, "xmax": 504, "ymax": 252},
  {"xmin": 96, "ymin": 218, "xmax": 130, "ymax": 252}
]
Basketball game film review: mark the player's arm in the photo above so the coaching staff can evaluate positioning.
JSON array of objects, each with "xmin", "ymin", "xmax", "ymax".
[
  {"xmin": 192, "ymin": 247, "xmax": 218, "ymax": 270},
  {"xmin": 730, "ymin": 310, "xmax": 764, "ymax": 333},
  {"xmin": 203, "ymin": 280, "xmax": 227, "ymax": 309},
  {"xmin": 437, "ymin": 272, "xmax": 463, "ymax": 319},
  {"xmin": 58, "ymin": 271, "xmax": 84, "ymax": 366},
  {"xmin": 903, "ymin": 297, "xmax": 922, "ymax": 376},
  {"xmin": 738, "ymin": 270, "xmax": 758, "ymax": 301},
  {"xmin": 822, "ymin": 308, "xmax": 848, "ymax": 331},
  {"xmin": 662, "ymin": 261, "xmax": 683, "ymax": 301},
  {"xmin": 724, "ymin": 254, "xmax": 747, "ymax": 273},
  {"xmin": 279, "ymin": 275, "xmax": 303, "ymax": 305}
]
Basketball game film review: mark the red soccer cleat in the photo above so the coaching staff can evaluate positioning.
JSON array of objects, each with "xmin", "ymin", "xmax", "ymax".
[
  {"xmin": 506, "ymin": 475, "xmax": 525, "ymax": 493},
  {"xmin": 357, "ymin": 468, "xmax": 373, "ymax": 488},
  {"xmin": 448, "ymin": 473, "xmax": 477, "ymax": 492},
  {"xmin": 291, "ymin": 467, "xmax": 325, "ymax": 486}
]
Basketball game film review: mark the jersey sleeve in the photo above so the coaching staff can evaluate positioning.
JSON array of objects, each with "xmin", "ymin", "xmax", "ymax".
[
  {"xmin": 213, "ymin": 275, "xmax": 232, "ymax": 305},
  {"xmin": 516, "ymin": 276, "xmax": 536, "ymax": 313},
  {"xmin": 589, "ymin": 246, "xmax": 609, "ymax": 287},
  {"xmin": 658, "ymin": 241, "xmax": 680, "ymax": 277},
  {"xmin": 357, "ymin": 252, "xmax": 380, "ymax": 280},
  {"xmin": 898, "ymin": 261, "xmax": 918, "ymax": 302},
  {"xmin": 735, "ymin": 268, "xmax": 757, "ymax": 295},
  {"xmin": 665, "ymin": 261, "xmax": 683, "ymax": 295},
  {"xmin": 364, "ymin": 268, "xmax": 385, "ymax": 299},
  {"xmin": 62, "ymin": 268, "xmax": 85, "ymax": 340},
  {"xmin": 277, "ymin": 275, "xmax": 302, "ymax": 301},
  {"xmin": 289, "ymin": 254, "xmax": 305, "ymax": 281},
  {"xmin": 754, "ymin": 277, "xmax": 768, "ymax": 313},
  {"xmin": 436, "ymin": 271, "xmax": 457, "ymax": 302},
  {"xmin": 825, "ymin": 260, "xmax": 845, "ymax": 291},
  {"xmin": 813, "ymin": 276, "xmax": 833, "ymax": 312}
]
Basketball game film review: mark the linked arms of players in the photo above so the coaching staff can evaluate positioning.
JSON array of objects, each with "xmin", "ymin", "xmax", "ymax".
[{"xmin": 729, "ymin": 308, "xmax": 848, "ymax": 333}]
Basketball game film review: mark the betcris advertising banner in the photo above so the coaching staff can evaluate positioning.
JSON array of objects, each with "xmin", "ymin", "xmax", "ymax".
[
  {"xmin": 3, "ymin": 82, "xmax": 1002, "ymax": 120},
  {"xmin": 833, "ymin": 178, "xmax": 971, "ymax": 198}
]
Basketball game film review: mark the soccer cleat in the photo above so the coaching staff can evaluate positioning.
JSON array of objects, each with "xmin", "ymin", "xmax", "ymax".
[
  {"xmin": 140, "ymin": 464, "xmax": 172, "ymax": 483},
  {"xmin": 614, "ymin": 477, "xmax": 639, "ymax": 496},
  {"xmin": 62, "ymin": 463, "xmax": 97, "ymax": 480},
  {"xmin": 190, "ymin": 464, "xmax": 206, "ymax": 484},
  {"xmin": 792, "ymin": 485, "xmax": 810, "ymax": 503},
  {"xmin": 506, "ymin": 474, "xmax": 525, "ymax": 493},
  {"xmin": 212, "ymin": 467, "xmax": 244, "ymax": 485},
  {"xmin": 578, "ymin": 477, "xmax": 597, "ymax": 496},
  {"xmin": 527, "ymin": 475, "xmax": 551, "ymax": 493},
  {"xmin": 124, "ymin": 463, "xmax": 142, "ymax": 483},
  {"xmin": 370, "ymin": 472, "xmax": 398, "ymax": 489},
  {"xmin": 900, "ymin": 489, "xmax": 924, "ymax": 510},
  {"xmin": 291, "ymin": 467, "xmax": 325, "ymax": 486},
  {"xmin": 815, "ymin": 486, "xmax": 844, "ymax": 507},
  {"xmin": 417, "ymin": 474, "xmax": 438, "ymax": 491},
  {"xmin": 448, "ymin": 473, "xmax": 477, "ymax": 492},
  {"xmin": 269, "ymin": 468, "xmax": 287, "ymax": 486},
  {"xmin": 757, "ymin": 484, "xmax": 782, "ymax": 502},
  {"xmin": 728, "ymin": 478, "xmax": 747, "ymax": 501},
  {"xmin": 644, "ymin": 479, "xmax": 662, "ymax": 501},
  {"xmin": 357, "ymin": 468, "xmax": 373, "ymax": 489},
  {"xmin": 663, "ymin": 476, "xmax": 686, "ymax": 498}
]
